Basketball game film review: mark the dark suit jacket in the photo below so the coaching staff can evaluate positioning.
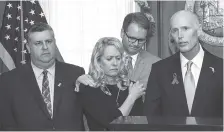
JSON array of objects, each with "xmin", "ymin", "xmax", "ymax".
[
  {"xmin": 0, "ymin": 61, "xmax": 85, "ymax": 130},
  {"xmin": 144, "ymin": 50, "xmax": 223, "ymax": 117}
]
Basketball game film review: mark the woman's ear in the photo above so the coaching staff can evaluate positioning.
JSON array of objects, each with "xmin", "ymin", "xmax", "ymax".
[{"xmin": 98, "ymin": 59, "xmax": 102, "ymax": 68}]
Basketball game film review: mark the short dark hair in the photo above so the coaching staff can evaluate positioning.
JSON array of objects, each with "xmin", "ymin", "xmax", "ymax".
[
  {"xmin": 122, "ymin": 12, "xmax": 156, "ymax": 37},
  {"xmin": 27, "ymin": 22, "xmax": 54, "ymax": 42},
  {"xmin": 122, "ymin": 12, "xmax": 149, "ymax": 32}
]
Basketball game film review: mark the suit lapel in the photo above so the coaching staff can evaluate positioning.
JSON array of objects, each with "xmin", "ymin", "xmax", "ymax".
[
  {"xmin": 23, "ymin": 64, "xmax": 52, "ymax": 119},
  {"xmin": 169, "ymin": 53, "xmax": 189, "ymax": 115},
  {"xmin": 191, "ymin": 51, "xmax": 214, "ymax": 115},
  {"xmin": 53, "ymin": 61, "xmax": 65, "ymax": 118}
]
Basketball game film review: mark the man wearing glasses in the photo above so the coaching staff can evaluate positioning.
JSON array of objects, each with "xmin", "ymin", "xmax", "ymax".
[
  {"xmin": 76, "ymin": 12, "xmax": 160, "ymax": 90},
  {"xmin": 119, "ymin": 12, "xmax": 160, "ymax": 88}
]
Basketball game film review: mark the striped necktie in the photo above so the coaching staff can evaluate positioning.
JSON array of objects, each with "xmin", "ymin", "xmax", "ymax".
[
  {"xmin": 126, "ymin": 56, "xmax": 133, "ymax": 77},
  {"xmin": 42, "ymin": 70, "xmax": 53, "ymax": 118}
]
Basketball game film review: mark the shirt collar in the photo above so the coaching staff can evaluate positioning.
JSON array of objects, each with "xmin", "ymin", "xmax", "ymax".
[
  {"xmin": 180, "ymin": 44, "xmax": 204, "ymax": 68},
  {"xmin": 131, "ymin": 53, "xmax": 138, "ymax": 62},
  {"xmin": 31, "ymin": 61, "xmax": 56, "ymax": 79},
  {"xmin": 124, "ymin": 52, "xmax": 139, "ymax": 61}
]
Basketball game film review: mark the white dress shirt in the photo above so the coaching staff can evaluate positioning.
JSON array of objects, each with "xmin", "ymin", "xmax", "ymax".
[
  {"xmin": 180, "ymin": 44, "xmax": 204, "ymax": 88},
  {"xmin": 180, "ymin": 45, "xmax": 204, "ymax": 113},
  {"xmin": 31, "ymin": 62, "xmax": 55, "ymax": 114},
  {"xmin": 131, "ymin": 53, "xmax": 138, "ymax": 69}
]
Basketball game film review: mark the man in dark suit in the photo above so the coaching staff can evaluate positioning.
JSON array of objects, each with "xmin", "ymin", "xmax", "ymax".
[
  {"xmin": 0, "ymin": 23, "xmax": 85, "ymax": 130},
  {"xmin": 144, "ymin": 10, "xmax": 223, "ymax": 117}
]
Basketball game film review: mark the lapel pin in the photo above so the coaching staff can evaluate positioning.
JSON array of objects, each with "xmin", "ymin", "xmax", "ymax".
[
  {"xmin": 209, "ymin": 67, "xmax": 215, "ymax": 73},
  {"xmin": 58, "ymin": 83, "xmax": 62, "ymax": 87},
  {"xmin": 171, "ymin": 73, "xmax": 179, "ymax": 85}
]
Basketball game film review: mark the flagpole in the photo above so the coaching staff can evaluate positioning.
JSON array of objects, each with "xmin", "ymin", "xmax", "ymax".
[{"xmin": 20, "ymin": 0, "xmax": 25, "ymax": 64}]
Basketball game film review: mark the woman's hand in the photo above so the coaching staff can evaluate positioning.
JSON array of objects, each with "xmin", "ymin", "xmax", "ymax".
[
  {"xmin": 118, "ymin": 81, "xmax": 145, "ymax": 116},
  {"xmin": 128, "ymin": 81, "xmax": 146, "ymax": 100}
]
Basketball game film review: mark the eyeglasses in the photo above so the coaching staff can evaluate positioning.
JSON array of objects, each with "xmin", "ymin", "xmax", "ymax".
[{"xmin": 124, "ymin": 32, "xmax": 146, "ymax": 44}]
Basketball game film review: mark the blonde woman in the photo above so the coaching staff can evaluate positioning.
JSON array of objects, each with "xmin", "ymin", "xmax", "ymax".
[{"xmin": 76, "ymin": 37, "xmax": 145, "ymax": 130}]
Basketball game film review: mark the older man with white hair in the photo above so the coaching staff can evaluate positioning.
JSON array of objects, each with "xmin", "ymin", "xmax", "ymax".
[{"xmin": 144, "ymin": 10, "xmax": 223, "ymax": 117}]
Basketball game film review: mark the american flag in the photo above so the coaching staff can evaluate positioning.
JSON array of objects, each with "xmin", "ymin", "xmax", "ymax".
[{"xmin": 0, "ymin": 0, "xmax": 63, "ymax": 74}]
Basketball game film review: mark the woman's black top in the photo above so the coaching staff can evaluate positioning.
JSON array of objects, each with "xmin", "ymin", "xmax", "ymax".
[{"xmin": 77, "ymin": 83, "xmax": 143, "ymax": 131}]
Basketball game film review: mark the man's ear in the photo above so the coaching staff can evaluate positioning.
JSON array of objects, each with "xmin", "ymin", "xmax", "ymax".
[
  {"xmin": 197, "ymin": 24, "xmax": 202, "ymax": 36},
  {"xmin": 120, "ymin": 29, "xmax": 124, "ymax": 39},
  {"xmin": 26, "ymin": 43, "xmax": 30, "ymax": 53}
]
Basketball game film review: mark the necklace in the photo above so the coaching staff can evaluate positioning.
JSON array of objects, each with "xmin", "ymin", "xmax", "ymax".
[
  {"xmin": 103, "ymin": 85, "xmax": 121, "ymax": 107},
  {"xmin": 116, "ymin": 88, "xmax": 121, "ymax": 107}
]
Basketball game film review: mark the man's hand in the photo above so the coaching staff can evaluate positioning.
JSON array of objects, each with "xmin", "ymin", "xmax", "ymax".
[{"xmin": 74, "ymin": 74, "xmax": 96, "ymax": 92}]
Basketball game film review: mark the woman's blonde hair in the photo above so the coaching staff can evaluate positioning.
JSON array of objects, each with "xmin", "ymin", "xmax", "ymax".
[{"xmin": 88, "ymin": 37, "xmax": 128, "ymax": 87}]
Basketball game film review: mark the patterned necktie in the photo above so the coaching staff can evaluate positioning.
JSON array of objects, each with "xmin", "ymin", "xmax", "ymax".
[
  {"xmin": 126, "ymin": 56, "xmax": 133, "ymax": 77},
  {"xmin": 184, "ymin": 61, "xmax": 195, "ymax": 114},
  {"xmin": 42, "ymin": 70, "xmax": 53, "ymax": 118}
]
